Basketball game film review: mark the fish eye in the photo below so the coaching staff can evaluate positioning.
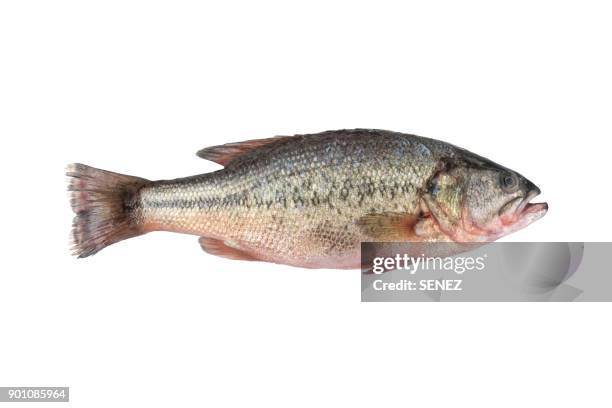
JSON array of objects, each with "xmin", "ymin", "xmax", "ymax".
[{"xmin": 500, "ymin": 172, "xmax": 519, "ymax": 193}]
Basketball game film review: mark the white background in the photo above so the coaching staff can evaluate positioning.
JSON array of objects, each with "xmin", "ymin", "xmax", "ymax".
[{"xmin": 1, "ymin": 1, "xmax": 611, "ymax": 407}]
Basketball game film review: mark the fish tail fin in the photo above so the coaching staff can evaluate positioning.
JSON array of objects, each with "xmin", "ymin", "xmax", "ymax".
[{"xmin": 66, "ymin": 163, "xmax": 151, "ymax": 258}]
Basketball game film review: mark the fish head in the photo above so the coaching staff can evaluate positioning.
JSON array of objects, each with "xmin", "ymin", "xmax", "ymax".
[
  {"xmin": 425, "ymin": 152, "xmax": 548, "ymax": 241},
  {"xmin": 463, "ymin": 165, "xmax": 548, "ymax": 240}
]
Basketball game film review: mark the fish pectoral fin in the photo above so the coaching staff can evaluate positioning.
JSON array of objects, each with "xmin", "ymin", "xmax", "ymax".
[
  {"xmin": 357, "ymin": 212, "xmax": 421, "ymax": 240},
  {"xmin": 196, "ymin": 136, "xmax": 290, "ymax": 166},
  {"xmin": 198, "ymin": 237, "xmax": 262, "ymax": 262}
]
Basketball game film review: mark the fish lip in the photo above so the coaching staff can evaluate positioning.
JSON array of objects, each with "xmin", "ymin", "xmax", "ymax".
[
  {"xmin": 520, "ymin": 201, "xmax": 549, "ymax": 217},
  {"xmin": 499, "ymin": 188, "xmax": 548, "ymax": 223},
  {"xmin": 515, "ymin": 188, "xmax": 548, "ymax": 221},
  {"xmin": 516, "ymin": 188, "xmax": 541, "ymax": 214}
]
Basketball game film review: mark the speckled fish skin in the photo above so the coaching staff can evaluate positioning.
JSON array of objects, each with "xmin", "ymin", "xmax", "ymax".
[
  {"xmin": 68, "ymin": 129, "xmax": 548, "ymax": 267},
  {"xmin": 140, "ymin": 129, "xmax": 435, "ymax": 267}
]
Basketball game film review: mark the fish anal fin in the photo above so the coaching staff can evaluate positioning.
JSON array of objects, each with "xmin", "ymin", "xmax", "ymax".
[
  {"xmin": 196, "ymin": 136, "xmax": 290, "ymax": 166},
  {"xmin": 198, "ymin": 237, "xmax": 261, "ymax": 262},
  {"xmin": 357, "ymin": 212, "xmax": 422, "ymax": 241}
]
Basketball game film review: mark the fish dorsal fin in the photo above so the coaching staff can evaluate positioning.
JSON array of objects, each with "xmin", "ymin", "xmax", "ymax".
[
  {"xmin": 198, "ymin": 237, "xmax": 262, "ymax": 262},
  {"xmin": 196, "ymin": 136, "xmax": 290, "ymax": 166}
]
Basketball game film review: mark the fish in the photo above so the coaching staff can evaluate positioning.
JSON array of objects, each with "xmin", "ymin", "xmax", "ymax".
[{"xmin": 67, "ymin": 129, "xmax": 548, "ymax": 269}]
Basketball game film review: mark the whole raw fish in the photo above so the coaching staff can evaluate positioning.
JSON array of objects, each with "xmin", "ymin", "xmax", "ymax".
[{"xmin": 67, "ymin": 129, "xmax": 547, "ymax": 268}]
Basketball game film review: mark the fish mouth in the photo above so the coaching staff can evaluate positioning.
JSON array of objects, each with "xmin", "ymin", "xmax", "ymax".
[
  {"xmin": 500, "ymin": 188, "xmax": 548, "ymax": 225},
  {"xmin": 517, "ymin": 188, "xmax": 548, "ymax": 217}
]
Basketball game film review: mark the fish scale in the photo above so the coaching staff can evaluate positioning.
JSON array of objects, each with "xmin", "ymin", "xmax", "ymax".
[
  {"xmin": 67, "ymin": 128, "xmax": 547, "ymax": 268},
  {"xmin": 136, "ymin": 130, "xmax": 436, "ymax": 266}
]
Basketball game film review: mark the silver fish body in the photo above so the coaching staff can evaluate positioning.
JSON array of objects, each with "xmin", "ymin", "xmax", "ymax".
[{"xmin": 68, "ymin": 129, "xmax": 548, "ymax": 268}]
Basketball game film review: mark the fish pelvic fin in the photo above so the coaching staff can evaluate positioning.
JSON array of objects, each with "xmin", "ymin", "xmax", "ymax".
[
  {"xmin": 196, "ymin": 135, "xmax": 290, "ymax": 166},
  {"xmin": 198, "ymin": 237, "xmax": 262, "ymax": 262},
  {"xmin": 67, "ymin": 163, "xmax": 150, "ymax": 258}
]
